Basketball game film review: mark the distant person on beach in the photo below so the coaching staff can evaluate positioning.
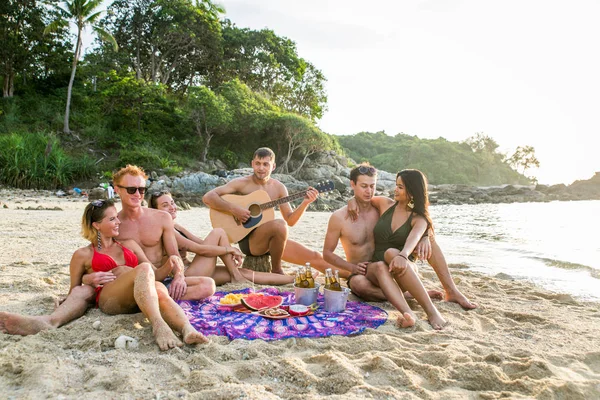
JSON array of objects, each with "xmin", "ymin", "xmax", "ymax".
[
  {"xmin": 148, "ymin": 190, "xmax": 296, "ymax": 286},
  {"xmin": 1, "ymin": 199, "xmax": 209, "ymax": 349},
  {"xmin": 323, "ymin": 164, "xmax": 476, "ymax": 329},
  {"xmin": 203, "ymin": 147, "xmax": 338, "ymax": 276}
]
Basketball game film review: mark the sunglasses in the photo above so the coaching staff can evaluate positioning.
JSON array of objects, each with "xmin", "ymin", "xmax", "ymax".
[
  {"xmin": 150, "ymin": 190, "xmax": 170, "ymax": 198},
  {"xmin": 358, "ymin": 166, "xmax": 377, "ymax": 174},
  {"xmin": 117, "ymin": 185, "xmax": 146, "ymax": 195},
  {"xmin": 90, "ymin": 199, "xmax": 105, "ymax": 208}
]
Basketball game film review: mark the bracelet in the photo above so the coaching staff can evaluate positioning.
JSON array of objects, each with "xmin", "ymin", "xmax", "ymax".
[
  {"xmin": 396, "ymin": 254, "xmax": 408, "ymax": 260},
  {"xmin": 224, "ymin": 246, "xmax": 229, "ymax": 256}
]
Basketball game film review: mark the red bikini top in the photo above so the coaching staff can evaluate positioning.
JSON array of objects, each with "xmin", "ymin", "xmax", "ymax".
[{"xmin": 91, "ymin": 243, "xmax": 139, "ymax": 272}]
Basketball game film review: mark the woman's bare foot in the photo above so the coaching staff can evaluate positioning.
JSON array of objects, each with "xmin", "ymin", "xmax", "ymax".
[
  {"xmin": 0, "ymin": 312, "xmax": 53, "ymax": 336},
  {"xmin": 445, "ymin": 289, "xmax": 478, "ymax": 309},
  {"xmin": 153, "ymin": 322, "xmax": 183, "ymax": 351},
  {"xmin": 428, "ymin": 312, "xmax": 447, "ymax": 330},
  {"xmin": 181, "ymin": 324, "xmax": 209, "ymax": 345},
  {"xmin": 396, "ymin": 312, "xmax": 416, "ymax": 328}
]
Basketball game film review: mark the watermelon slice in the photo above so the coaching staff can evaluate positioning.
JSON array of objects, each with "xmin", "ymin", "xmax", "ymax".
[{"xmin": 241, "ymin": 293, "xmax": 283, "ymax": 311}]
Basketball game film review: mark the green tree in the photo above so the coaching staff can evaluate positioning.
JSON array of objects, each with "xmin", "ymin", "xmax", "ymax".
[
  {"xmin": 0, "ymin": 1, "xmax": 70, "ymax": 97},
  {"xmin": 45, "ymin": 0, "xmax": 117, "ymax": 134},
  {"xmin": 508, "ymin": 145, "xmax": 540, "ymax": 175},
  {"xmin": 218, "ymin": 21, "xmax": 327, "ymax": 121},
  {"xmin": 186, "ymin": 85, "xmax": 232, "ymax": 162},
  {"xmin": 101, "ymin": 0, "xmax": 223, "ymax": 91}
]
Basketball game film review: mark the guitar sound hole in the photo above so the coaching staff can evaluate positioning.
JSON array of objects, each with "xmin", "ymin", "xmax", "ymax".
[{"xmin": 248, "ymin": 204, "xmax": 261, "ymax": 218}]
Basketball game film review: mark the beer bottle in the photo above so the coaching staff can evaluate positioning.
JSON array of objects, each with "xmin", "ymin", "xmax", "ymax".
[
  {"xmin": 295, "ymin": 267, "xmax": 303, "ymax": 287},
  {"xmin": 329, "ymin": 269, "xmax": 342, "ymax": 291},
  {"xmin": 324, "ymin": 268, "xmax": 333, "ymax": 290},
  {"xmin": 305, "ymin": 262, "xmax": 315, "ymax": 288},
  {"xmin": 299, "ymin": 268, "xmax": 310, "ymax": 288}
]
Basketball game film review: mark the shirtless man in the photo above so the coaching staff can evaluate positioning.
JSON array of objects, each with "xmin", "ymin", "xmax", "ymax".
[
  {"xmin": 203, "ymin": 147, "xmax": 338, "ymax": 276},
  {"xmin": 0, "ymin": 165, "xmax": 215, "ymax": 336},
  {"xmin": 323, "ymin": 163, "xmax": 477, "ymax": 309}
]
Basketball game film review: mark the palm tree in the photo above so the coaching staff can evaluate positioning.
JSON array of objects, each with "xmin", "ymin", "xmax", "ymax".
[{"xmin": 45, "ymin": 0, "xmax": 117, "ymax": 134}]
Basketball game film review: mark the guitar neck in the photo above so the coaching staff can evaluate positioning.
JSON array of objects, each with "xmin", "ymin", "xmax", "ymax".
[{"xmin": 260, "ymin": 190, "xmax": 308, "ymax": 211}]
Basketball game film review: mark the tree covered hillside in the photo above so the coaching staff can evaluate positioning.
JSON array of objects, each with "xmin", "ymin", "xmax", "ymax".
[{"xmin": 338, "ymin": 132, "xmax": 533, "ymax": 186}]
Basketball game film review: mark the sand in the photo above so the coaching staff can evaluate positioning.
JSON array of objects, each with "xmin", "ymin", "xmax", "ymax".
[{"xmin": 1, "ymin": 189, "xmax": 600, "ymax": 399}]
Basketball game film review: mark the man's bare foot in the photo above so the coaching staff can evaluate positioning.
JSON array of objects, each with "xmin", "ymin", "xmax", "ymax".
[
  {"xmin": 396, "ymin": 312, "xmax": 416, "ymax": 328},
  {"xmin": 428, "ymin": 312, "xmax": 447, "ymax": 330},
  {"xmin": 153, "ymin": 322, "xmax": 183, "ymax": 351},
  {"xmin": 403, "ymin": 289, "xmax": 444, "ymax": 300},
  {"xmin": 0, "ymin": 312, "xmax": 53, "ymax": 336},
  {"xmin": 445, "ymin": 290, "xmax": 478, "ymax": 310},
  {"xmin": 181, "ymin": 324, "xmax": 209, "ymax": 345}
]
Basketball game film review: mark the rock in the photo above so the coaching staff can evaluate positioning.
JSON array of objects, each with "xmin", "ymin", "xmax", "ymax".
[
  {"xmin": 242, "ymin": 255, "xmax": 271, "ymax": 273},
  {"xmin": 114, "ymin": 335, "xmax": 139, "ymax": 350},
  {"xmin": 92, "ymin": 320, "xmax": 102, "ymax": 330},
  {"xmin": 88, "ymin": 187, "xmax": 107, "ymax": 201}
]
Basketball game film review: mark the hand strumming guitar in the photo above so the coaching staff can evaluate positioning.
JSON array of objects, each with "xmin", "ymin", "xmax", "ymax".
[{"xmin": 231, "ymin": 204, "xmax": 251, "ymax": 224}]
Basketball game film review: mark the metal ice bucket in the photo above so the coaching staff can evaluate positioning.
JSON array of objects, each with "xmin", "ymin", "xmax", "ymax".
[
  {"xmin": 323, "ymin": 287, "xmax": 350, "ymax": 313},
  {"xmin": 294, "ymin": 283, "xmax": 320, "ymax": 306}
]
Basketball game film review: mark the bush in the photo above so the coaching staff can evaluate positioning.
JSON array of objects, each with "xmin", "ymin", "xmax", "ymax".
[{"xmin": 0, "ymin": 132, "xmax": 96, "ymax": 189}]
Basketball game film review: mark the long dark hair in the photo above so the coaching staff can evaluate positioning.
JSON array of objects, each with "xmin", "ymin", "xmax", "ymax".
[{"xmin": 397, "ymin": 169, "xmax": 433, "ymax": 233}]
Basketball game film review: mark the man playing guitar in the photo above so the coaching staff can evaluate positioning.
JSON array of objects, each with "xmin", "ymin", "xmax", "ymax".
[{"xmin": 203, "ymin": 147, "xmax": 338, "ymax": 275}]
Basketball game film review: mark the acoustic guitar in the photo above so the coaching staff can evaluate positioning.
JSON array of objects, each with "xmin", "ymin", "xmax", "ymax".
[{"xmin": 209, "ymin": 181, "xmax": 335, "ymax": 243}]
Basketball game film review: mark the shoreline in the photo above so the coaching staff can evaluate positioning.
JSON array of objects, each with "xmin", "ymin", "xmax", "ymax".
[{"xmin": 1, "ymin": 191, "xmax": 600, "ymax": 398}]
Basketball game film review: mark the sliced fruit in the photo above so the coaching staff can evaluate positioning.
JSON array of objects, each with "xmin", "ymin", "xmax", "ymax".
[
  {"xmin": 241, "ymin": 294, "xmax": 283, "ymax": 311},
  {"xmin": 289, "ymin": 304, "xmax": 310, "ymax": 316}
]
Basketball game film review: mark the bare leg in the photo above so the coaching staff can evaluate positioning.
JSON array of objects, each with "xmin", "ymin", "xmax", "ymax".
[
  {"xmin": 428, "ymin": 239, "xmax": 477, "ymax": 309},
  {"xmin": 204, "ymin": 266, "xmax": 296, "ymax": 286},
  {"xmin": 154, "ymin": 283, "xmax": 208, "ymax": 345},
  {"xmin": 181, "ymin": 277, "xmax": 216, "ymax": 301},
  {"xmin": 384, "ymin": 249, "xmax": 446, "ymax": 330},
  {"xmin": 365, "ymin": 261, "xmax": 416, "ymax": 328},
  {"xmin": 203, "ymin": 228, "xmax": 247, "ymax": 283},
  {"xmin": 349, "ymin": 266, "xmax": 442, "ymax": 302},
  {"xmin": 282, "ymin": 239, "xmax": 346, "ymax": 278},
  {"xmin": 347, "ymin": 274, "xmax": 387, "ymax": 301},
  {"xmin": 99, "ymin": 263, "xmax": 182, "ymax": 351},
  {"xmin": 0, "ymin": 285, "xmax": 95, "ymax": 336},
  {"xmin": 248, "ymin": 220, "xmax": 288, "ymax": 274}
]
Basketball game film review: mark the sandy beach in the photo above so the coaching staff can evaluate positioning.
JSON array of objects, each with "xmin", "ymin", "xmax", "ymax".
[{"xmin": 1, "ymin": 190, "xmax": 599, "ymax": 399}]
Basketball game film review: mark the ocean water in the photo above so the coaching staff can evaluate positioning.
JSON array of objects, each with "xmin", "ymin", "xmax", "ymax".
[{"xmin": 430, "ymin": 200, "xmax": 600, "ymax": 302}]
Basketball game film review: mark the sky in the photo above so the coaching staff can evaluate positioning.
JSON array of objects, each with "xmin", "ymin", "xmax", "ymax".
[{"xmin": 87, "ymin": 0, "xmax": 600, "ymax": 185}]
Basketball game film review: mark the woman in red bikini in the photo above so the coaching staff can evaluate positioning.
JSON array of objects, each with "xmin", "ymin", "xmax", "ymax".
[{"xmin": 70, "ymin": 199, "xmax": 209, "ymax": 350}]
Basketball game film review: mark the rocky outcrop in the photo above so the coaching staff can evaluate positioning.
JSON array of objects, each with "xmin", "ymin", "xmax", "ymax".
[{"xmin": 80, "ymin": 152, "xmax": 600, "ymax": 209}]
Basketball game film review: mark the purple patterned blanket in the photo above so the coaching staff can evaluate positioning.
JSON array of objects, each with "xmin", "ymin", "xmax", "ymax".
[{"xmin": 179, "ymin": 287, "xmax": 388, "ymax": 341}]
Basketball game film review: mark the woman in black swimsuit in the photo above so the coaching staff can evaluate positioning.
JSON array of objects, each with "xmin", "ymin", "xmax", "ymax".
[{"xmin": 367, "ymin": 170, "xmax": 447, "ymax": 330}]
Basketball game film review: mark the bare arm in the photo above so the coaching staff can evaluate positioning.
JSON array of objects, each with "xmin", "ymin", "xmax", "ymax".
[
  {"xmin": 173, "ymin": 223, "xmax": 204, "ymax": 244},
  {"xmin": 68, "ymin": 249, "xmax": 89, "ymax": 293},
  {"xmin": 176, "ymin": 232, "xmax": 239, "ymax": 258},
  {"xmin": 347, "ymin": 195, "xmax": 394, "ymax": 221},
  {"xmin": 400, "ymin": 216, "xmax": 428, "ymax": 258},
  {"xmin": 322, "ymin": 212, "xmax": 366, "ymax": 275},
  {"xmin": 279, "ymin": 185, "xmax": 319, "ymax": 227},
  {"xmin": 202, "ymin": 179, "xmax": 252, "ymax": 222}
]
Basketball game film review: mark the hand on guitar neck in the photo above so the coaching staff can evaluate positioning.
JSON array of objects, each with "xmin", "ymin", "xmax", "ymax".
[{"xmin": 209, "ymin": 181, "xmax": 335, "ymax": 244}]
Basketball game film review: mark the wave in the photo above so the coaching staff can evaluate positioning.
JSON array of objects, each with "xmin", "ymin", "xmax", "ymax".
[{"xmin": 532, "ymin": 257, "xmax": 600, "ymax": 280}]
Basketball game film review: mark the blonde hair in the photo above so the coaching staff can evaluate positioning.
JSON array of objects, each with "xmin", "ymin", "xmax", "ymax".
[
  {"xmin": 112, "ymin": 164, "xmax": 148, "ymax": 185},
  {"xmin": 81, "ymin": 199, "xmax": 115, "ymax": 242}
]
